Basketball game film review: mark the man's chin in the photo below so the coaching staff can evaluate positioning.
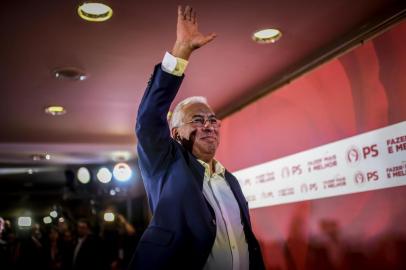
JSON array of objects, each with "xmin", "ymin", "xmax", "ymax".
[
  {"xmin": 198, "ymin": 143, "xmax": 218, "ymax": 154},
  {"xmin": 192, "ymin": 136, "xmax": 218, "ymax": 155}
]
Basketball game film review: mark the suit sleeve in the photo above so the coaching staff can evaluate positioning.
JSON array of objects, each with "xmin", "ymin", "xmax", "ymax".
[{"xmin": 136, "ymin": 64, "xmax": 184, "ymax": 176}]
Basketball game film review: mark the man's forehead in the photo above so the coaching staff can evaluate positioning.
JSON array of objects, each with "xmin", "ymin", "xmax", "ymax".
[{"xmin": 182, "ymin": 102, "xmax": 214, "ymax": 116}]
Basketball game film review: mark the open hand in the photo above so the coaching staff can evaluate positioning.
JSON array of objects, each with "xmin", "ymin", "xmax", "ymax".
[{"xmin": 172, "ymin": 6, "xmax": 216, "ymax": 60}]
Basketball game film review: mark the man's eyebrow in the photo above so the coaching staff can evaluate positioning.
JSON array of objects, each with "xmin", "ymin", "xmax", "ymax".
[{"xmin": 191, "ymin": 113, "xmax": 216, "ymax": 118}]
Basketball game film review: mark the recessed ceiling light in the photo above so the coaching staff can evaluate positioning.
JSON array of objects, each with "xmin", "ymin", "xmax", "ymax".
[
  {"xmin": 45, "ymin": 105, "xmax": 66, "ymax": 116},
  {"xmin": 52, "ymin": 67, "xmax": 87, "ymax": 81},
  {"xmin": 78, "ymin": 2, "xmax": 113, "ymax": 22},
  {"xmin": 252, "ymin": 28, "xmax": 282, "ymax": 44}
]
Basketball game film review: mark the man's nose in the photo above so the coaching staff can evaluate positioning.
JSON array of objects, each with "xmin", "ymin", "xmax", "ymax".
[
  {"xmin": 204, "ymin": 121, "xmax": 210, "ymax": 127},
  {"xmin": 203, "ymin": 121, "xmax": 215, "ymax": 130}
]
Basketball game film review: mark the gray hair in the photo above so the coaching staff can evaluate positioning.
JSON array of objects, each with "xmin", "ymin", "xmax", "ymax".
[{"xmin": 170, "ymin": 96, "xmax": 209, "ymax": 129}]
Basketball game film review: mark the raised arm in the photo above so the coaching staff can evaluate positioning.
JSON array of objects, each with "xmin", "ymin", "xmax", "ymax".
[{"xmin": 136, "ymin": 6, "xmax": 215, "ymax": 176}]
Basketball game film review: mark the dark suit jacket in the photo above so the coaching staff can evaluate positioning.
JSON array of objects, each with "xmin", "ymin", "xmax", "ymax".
[{"xmin": 130, "ymin": 64, "xmax": 265, "ymax": 270}]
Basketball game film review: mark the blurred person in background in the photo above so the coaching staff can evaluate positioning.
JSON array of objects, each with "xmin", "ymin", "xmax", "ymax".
[
  {"xmin": 60, "ymin": 228, "xmax": 74, "ymax": 270},
  {"xmin": 44, "ymin": 227, "xmax": 63, "ymax": 270},
  {"xmin": 16, "ymin": 223, "xmax": 46, "ymax": 269},
  {"xmin": 0, "ymin": 217, "xmax": 8, "ymax": 267},
  {"xmin": 4, "ymin": 223, "xmax": 19, "ymax": 269},
  {"xmin": 115, "ymin": 213, "xmax": 138, "ymax": 269},
  {"xmin": 100, "ymin": 211, "xmax": 138, "ymax": 270},
  {"xmin": 72, "ymin": 219, "xmax": 108, "ymax": 270}
]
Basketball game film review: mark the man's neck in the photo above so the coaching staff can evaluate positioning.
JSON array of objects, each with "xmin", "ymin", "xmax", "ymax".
[
  {"xmin": 207, "ymin": 160, "xmax": 214, "ymax": 174},
  {"xmin": 200, "ymin": 158, "xmax": 214, "ymax": 174}
]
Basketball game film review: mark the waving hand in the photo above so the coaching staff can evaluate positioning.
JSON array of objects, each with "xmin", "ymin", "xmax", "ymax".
[{"xmin": 172, "ymin": 6, "xmax": 217, "ymax": 60}]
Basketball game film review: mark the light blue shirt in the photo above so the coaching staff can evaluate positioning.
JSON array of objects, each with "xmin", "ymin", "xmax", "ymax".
[{"xmin": 199, "ymin": 160, "xmax": 249, "ymax": 270}]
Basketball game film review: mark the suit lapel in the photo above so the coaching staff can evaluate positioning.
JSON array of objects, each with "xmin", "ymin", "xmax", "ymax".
[
  {"xmin": 186, "ymin": 150, "xmax": 206, "ymax": 190},
  {"xmin": 180, "ymin": 143, "xmax": 249, "ymax": 224},
  {"xmin": 225, "ymin": 171, "xmax": 251, "ymax": 227}
]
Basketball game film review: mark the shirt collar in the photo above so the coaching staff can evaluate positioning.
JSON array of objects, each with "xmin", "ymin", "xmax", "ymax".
[{"xmin": 197, "ymin": 159, "xmax": 225, "ymax": 178}]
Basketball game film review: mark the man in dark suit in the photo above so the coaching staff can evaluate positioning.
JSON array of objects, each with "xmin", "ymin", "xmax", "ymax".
[{"xmin": 130, "ymin": 5, "xmax": 265, "ymax": 270}]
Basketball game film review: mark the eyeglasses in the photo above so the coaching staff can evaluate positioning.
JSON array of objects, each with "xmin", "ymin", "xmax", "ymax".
[{"xmin": 184, "ymin": 116, "xmax": 221, "ymax": 128}]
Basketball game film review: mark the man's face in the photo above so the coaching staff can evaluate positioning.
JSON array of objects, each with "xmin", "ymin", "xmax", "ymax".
[
  {"xmin": 32, "ymin": 223, "xmax": 42, "ymax": 239},
  {"xmin": 77, "ymin": 222, "xmax": 89, "ymax": 238},
  {"xmin": 173, "ymin": 102, "xmax": 220, "ymax": 162}
]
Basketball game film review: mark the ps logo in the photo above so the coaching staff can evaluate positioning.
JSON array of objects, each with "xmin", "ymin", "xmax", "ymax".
[
  {"xmin": 346, "ymin": 144, "xmax": 379, "ymax": 165},
  {"xmin": 354, "ymin": 170, "xmax": 379, "ymax": 184},
  {"xmin": 346, "ymin": 146, "xmax": 360, "ymax": 164},
  {"xmin": 354, "ymin": 171, "xmax": 365, "ymax": 184}
]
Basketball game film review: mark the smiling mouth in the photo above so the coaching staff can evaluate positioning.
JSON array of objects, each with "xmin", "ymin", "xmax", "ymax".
[{"xmin": 200, "ymin": 136, "xmax": 217, "ymax": 141}]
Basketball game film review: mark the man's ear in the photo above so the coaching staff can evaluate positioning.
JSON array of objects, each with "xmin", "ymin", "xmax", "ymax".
[{"xmin": 171, "ymin": 128, "xmax": 180, "ymax": 141}]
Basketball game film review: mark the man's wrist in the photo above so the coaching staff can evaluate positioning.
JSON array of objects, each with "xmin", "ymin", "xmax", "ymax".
[
  {"xmin": 171, "ymin": 41, "xmax": 193, "ymax": 60},
  {"xmin": 162, "ymin": 52, "xmax": 188, "ymax": 76}
]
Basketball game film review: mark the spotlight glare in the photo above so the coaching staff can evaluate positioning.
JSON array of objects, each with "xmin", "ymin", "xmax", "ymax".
[
  {"xmin": 77, "ymin": 167, "xmax": 91, "ymax": 184},
  {"xmin": 43, "ymin": 216, "xmax": 52, "ymax": 224},
  {"xmin": 113, "ymin": 163, "xmax": 132, "ymax": 182},
  {"xmin": 50, "ymin": 210, "xmax": 58, "ymax": 218},
  {"xmin": 104, "ymin": 212, "xmax": 115, "ymax": 222},
  {"xmin": 97, "ymin": 167, "xmax": 112, "ymax": 183},
  {"xmin": 18, "ymin": 217, "xmax": 32, "ymax": 227}
]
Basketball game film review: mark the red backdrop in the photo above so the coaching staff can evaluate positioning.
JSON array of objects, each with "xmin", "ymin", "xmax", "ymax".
[{"xmin": 216, "ymin": 21, "xmax": 406, "ymax": 270}]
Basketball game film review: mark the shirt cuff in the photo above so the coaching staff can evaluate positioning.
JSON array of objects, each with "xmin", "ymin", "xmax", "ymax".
[{"xmin": 161, "ymin": 51, "xmax": 188, "ymax": 76}]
